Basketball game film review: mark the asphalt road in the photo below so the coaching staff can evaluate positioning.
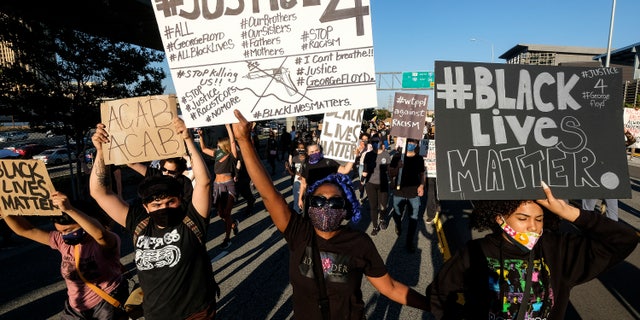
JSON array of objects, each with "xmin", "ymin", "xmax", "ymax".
[{"xmin": 0, "ymin": 156, "xmax": 638, "ymax": 319}]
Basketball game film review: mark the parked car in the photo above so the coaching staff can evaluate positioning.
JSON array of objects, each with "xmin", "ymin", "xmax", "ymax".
[
  {"xmin": 32, "ymin": 148, "xmax": 76, "ymax": 165},
  {"xmin": 4, "ymin": 143, "xmax": 49, "ymax": 159},
  {"xmin": 0, "ymin": 149, "xmax": 20, "ymax": 159},
  {"xmin": 0, "ymin": 131, "xmax": 29, "ymax": 142}
]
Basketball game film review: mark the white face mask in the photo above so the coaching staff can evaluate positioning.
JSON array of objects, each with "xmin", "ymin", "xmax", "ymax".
[{"xmin": 499, "ymin": 216, "xmax": 542, "ymax": 252}]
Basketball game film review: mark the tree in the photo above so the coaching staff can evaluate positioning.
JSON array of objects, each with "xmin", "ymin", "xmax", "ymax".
[
  {"xmin": 0, "ymin": 13, "xmax": 165, "ymax": 145},
  {"xmin": 0, "ymin": 13, "xmax": 166, "ymax": 199}
]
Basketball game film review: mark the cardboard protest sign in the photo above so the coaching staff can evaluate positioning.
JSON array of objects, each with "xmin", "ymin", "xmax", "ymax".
[
  {"xmin": 390, "ymin": 92, "xmax": 428, "ymax": 139},
  {"xmin": 421, "ymin": 139, "xmax": 437, "ymax": 178},
  {"xmin": 100, "ymin": 95, "xmax": 186, "ymax": 165},
  {"xmin": 623, "ymin": 107, "xmax": 640, "ymax": 148},
  {"xmin": 435, "ymin": 61, "xmax": 629, "ymax": 200},
  {"xmin": 320, "ymin": 110, "xmax": 362, "ymax": 162},
  {"xmin": 151, "ymin": 1, "xmax": 377, "ymax": 127},
  {"xmin": 0, "ymin": 159, "xmax": 62, "ymax": 216}
]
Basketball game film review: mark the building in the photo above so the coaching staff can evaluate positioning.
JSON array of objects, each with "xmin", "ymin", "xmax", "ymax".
[{"xmin": 500, "ymin": 43, "xmax": 640, "ymax": 107}]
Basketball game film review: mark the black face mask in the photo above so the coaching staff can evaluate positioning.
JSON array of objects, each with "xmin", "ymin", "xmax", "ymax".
[
  {"xmin": 62, "ymin": 228, "xmax": 87, "ymax": 245},
  {"xmin": 149, "ymin": 207, "xmax": 184, "ymax": 228}
]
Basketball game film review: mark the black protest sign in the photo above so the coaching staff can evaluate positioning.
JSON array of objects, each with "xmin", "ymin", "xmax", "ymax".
[
  {"xmin": 100, "ymin": 95, "xmax": 186, "ymax": 165},
  {"xmin": 434, "ymin": 61, "xmax": 629, "ymax": 200},
  {"xmin": 390, "ymin": 92, "xmax": 428, "ymax": 140},
  {"xmin": 0, "ymin": 160, "xmax": 61, "ymax": 216},
  {"xmin": 320, "ymin": 110, "xmax": 362, "ymax": 162}
]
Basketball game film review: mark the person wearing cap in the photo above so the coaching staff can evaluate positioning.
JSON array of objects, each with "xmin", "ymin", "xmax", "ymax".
[
  {"xmin": 0, "ymin": 192, "xmax": 128, "ymax": 320},
  {"xmin": 89, "ymin": 117, "xmax": 218, "ymax": 320}
]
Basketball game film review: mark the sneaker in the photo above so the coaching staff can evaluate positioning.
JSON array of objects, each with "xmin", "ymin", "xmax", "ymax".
[
  {"xmin": 232, "ymin": 219, "xmax": 240, "ymax": 236},
  {"xmin": 379, "ymin": 220, "xmax": 388, "ymax": 230},
  {"xmin": 425, "ymin": 212, "xmax": 439, "ymax": 225},
  {"xmin": 371, "ymin": 227, "xmax": 380, "ymax": 236},
  {"xmin": 221, "ymin": 238, "xmax": 231, "ymax": 249}
]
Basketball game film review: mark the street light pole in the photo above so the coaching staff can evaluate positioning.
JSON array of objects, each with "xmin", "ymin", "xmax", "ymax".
[
  {"xmin": 470, "ymin": 38, "xmax": 494, "ymax": 63},
  {"xmin": 605, "ymin": 0, "xmax": 616, "ymax": 68}
]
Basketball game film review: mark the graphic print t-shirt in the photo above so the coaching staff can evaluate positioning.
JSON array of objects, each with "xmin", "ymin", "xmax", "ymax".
[{"xmin": 284, "ymin": 213, "xmax": 387, "ymax": 320}]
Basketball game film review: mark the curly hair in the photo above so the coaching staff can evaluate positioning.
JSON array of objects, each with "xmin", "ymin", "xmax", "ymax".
[
  {"xmin": 306, "ymin": 173, "xmax": 361, "ymax": 223},
  {"xmin": 470, "ymin": 200, "xmax": 560, "ymax": 233}
]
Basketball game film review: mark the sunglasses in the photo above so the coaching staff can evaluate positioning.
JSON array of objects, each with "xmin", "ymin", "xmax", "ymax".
[
  {"xmin": 161, "ymin": 167, "xmax": 178, "ymax": 175},
  {"xmin": 309, "ymin": 196, "xmax": 346, "ymax": 209}
]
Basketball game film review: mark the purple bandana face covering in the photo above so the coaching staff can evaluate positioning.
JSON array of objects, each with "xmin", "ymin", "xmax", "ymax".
[
  {"xmin": 499, "ymin": 216, "xmax": 542, "ymax": 252},
  {"xmin": 307, "ymin": 207, "xmax": 347, "ymax": 232},
  {"xmin": 308, "ymin": 152, "xmax": 323, "ymax": 164}
]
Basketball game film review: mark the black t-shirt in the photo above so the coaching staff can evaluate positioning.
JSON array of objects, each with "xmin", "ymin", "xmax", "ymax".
[
  {"xmin": 126, "ymin": 204, "xmax": 215, "ymax": 320},
  {"xmin": 300, "ymin": 157, "xmax": 340, "ymax": 188},
  {"xmin": 390, "ymin": 153, "xmax": 424, "ymax": 198},
  {"xmin": 284, "ymin": 213, "xmax": 387, "ymax": 320}
]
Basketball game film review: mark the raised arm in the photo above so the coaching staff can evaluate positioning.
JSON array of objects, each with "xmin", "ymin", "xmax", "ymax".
[
  {"xmin": 90, "ymin": 123, "xmax": 130, "ymax": 227},
  {"xmin": 0, "ymin": 214, "xmax": 49, "ymax": 246},
  {"xmin": 175, "ymin": 118, "xmax": 211, "ymax": 219},
  {"xmin": 226, "ymin": 124, "xmax": 238, "ymax": 159},
  {"xmin": 231, "ymin": 110, "xmax": 290, "ymax": 232},
  {"xmin": 197, "ymin": 128, "xmax": 215, "ymax": 157},
  {"xmin": 51, "ymin": 191, "xmax": 118, "ymax": 250}
]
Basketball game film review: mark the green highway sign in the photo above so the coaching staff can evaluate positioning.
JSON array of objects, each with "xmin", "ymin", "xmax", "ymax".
[{"xmin": 402, "ymin": 71, "xmax": 434, "ymax": 89}]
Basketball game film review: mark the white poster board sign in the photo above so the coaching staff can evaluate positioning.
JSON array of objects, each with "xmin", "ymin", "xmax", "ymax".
[
  {"xmin": 320, "ymin": 110, "xmax": 362, "ymax": 162},
  {"xmin": 151, "ymin": 1, "xmax": 377, "ymax": 127}
]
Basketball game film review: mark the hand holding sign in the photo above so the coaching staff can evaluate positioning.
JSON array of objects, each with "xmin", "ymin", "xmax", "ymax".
[{"xmin": 0, "ymin": 159, "xmax": 62, "ymax": 216}]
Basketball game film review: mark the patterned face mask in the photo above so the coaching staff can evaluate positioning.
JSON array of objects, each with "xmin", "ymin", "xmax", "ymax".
[
  {"xmin": 499, "ymin": 216, "xmax": 542, "ymax": 252},
  {"xmin": 307, "ymin": 206, "xmax": 347, "ymax": 232}
]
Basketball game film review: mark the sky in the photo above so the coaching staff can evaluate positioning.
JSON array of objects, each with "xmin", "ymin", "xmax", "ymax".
[{"xmin": 159, "ymin": 0, "xmax": 639, "ymax": 111}]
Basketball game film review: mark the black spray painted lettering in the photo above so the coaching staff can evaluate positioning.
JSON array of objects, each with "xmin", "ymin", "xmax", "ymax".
[
  {"xmin": 325, "ymin": 110, "xmax": 362, "ymax": 122},
  {"xmin": 0, "ymin": 161, "xmax": 49, "ymax": 198},
  {"xmin": 323, "ymin": 122, "xmax": 360, "ymax": 141},
  {"xmin": 321, "ymin": 140, "xmax": 354, "ymax": 160},
  {"xmin": 1, "ymin": 195, "xmax": 55, "ymax": 212},
  {"xmin": 438, "ymin": 66, "xmax": 582, "ymax": 111}
]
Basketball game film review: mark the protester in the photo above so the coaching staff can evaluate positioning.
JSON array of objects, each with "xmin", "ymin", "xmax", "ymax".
[
  {"xmin": 235, "ymin": 145, "xmax": 256, "ymax": 217},
  {"xmin": 285, "ymin": 141, "xmax": 307, "ymax": 214},
  {"xmin": 389, "ymin": 138, "xmax": 425, "ymax": 252},
  {"xmin": 90, "ymin": 118, "xmax": 219, "ymax": 320},
  {"xmin": 426, "ymin": 182, "xmax": 638, "ymax": 319},
  {"xmin": 1, "ymin": 192, "xmax": 128, "ymax": 320},
  {"xmin": 279, "ymin": 126, "xmax": 292, "ymax": 161},
  {"xmin": 297, "ymin": 142, "xmax": 354, "ymax": 211},
  {"xmin": 127, "ymin": 157, "xmax": 194, "ymax": 203},
  {"xmin": 230, "ymin": 109, "xmax": 429, "ymax": 319},
  {"xmin": 266, "ymin": 131, "xmax": 278, "ymax": 175},
  {"xmin": 362, "ymin": 137, "xmax": 392, "ymax": 235},
  {"xmin": 198, "ymin": 125, "xmax": 240, "ymax": 248},
  {"xmin": 355, "ymin": 132, "xmax": 371, "ymax": 201}
]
